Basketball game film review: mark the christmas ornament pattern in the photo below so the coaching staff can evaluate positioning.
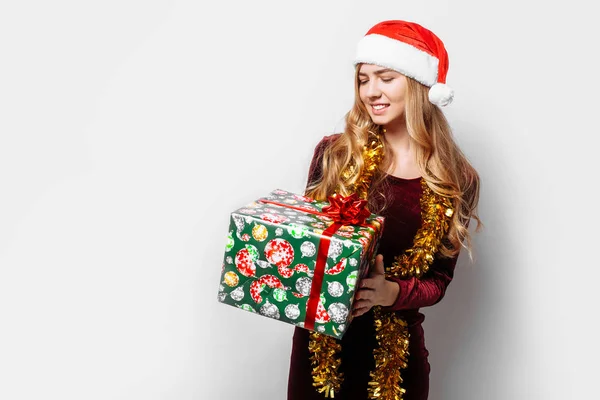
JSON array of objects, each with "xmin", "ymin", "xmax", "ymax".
[{"xmin": 217, "ymin": 188, "xmax": 384, "ymax": 339}]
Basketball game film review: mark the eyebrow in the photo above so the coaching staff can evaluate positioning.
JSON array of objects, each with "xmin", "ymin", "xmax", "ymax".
[{"xmin": 358, "ymin": 68, "xmax": 396, "ymax": 77}]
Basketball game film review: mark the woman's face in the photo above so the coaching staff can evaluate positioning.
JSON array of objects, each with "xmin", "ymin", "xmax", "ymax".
[{"xmin": 358, "ymin": 63, "xmax": 408, "ymax": 126}]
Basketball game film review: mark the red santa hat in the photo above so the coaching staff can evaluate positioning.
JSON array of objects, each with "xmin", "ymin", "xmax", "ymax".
[{"xmin": 354, "ymin": 20, "xmax": 454, "ymax": 107}]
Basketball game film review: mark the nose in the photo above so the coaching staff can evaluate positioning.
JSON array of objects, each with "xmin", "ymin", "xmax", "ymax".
[{"xmin": 365, "ymin": 80, "xmax": 381, "ymax": 98}]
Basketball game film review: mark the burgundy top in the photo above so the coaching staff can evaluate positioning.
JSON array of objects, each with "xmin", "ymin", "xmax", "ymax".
[{"xmin": 287, "ymin": 134, "xmax": 459, "ymax": 400}]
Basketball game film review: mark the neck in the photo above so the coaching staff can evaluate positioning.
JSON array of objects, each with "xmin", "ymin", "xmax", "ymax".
[
  {"xmin": 382, "ymin": 119, "xmax": 421, "ymax": 179},
  {"xmin": 382, "ymin": 120, "xmax": 411, "ymax": 155}
]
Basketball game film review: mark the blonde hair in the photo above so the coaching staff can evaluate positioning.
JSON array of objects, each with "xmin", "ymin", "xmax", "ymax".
[{"xmin": 306, "ymin": 65, "xmax": 482, "ymax": 259}]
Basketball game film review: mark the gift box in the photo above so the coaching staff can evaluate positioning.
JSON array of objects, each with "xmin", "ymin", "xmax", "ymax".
[{"xmin": 217, "ymin": 189, "xmax": 385, "ymax": 339}]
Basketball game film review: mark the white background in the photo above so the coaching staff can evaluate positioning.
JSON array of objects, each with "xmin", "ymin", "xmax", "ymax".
[{"xmin": 1, "ymin": 1, "xmax": 598, "ymax": 399}]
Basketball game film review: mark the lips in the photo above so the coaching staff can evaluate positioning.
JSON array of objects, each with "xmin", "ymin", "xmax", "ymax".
[{"xmin": 371, "ymin": 104, "xmax": 389, "ymax": 114}]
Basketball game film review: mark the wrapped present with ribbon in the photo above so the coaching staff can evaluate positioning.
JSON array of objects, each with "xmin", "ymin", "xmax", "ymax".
[{"xmin": 217, "ymin": 189, "xmax": 385, "ymax": 339}]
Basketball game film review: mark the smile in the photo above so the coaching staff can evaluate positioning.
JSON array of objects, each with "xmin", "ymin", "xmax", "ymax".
[{"xmin": 371, "ymin": 104, "xmax": 389, "ymax": 114}]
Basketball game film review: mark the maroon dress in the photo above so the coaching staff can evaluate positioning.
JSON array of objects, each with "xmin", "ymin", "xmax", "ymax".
[{"xmin": 287, "ymin": 134, "xmax": 459, "ymax": 400}]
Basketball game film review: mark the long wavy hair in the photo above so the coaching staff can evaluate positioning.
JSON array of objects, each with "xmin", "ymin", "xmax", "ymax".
[{"xmin": 305, "ymin": 64, "xmax": 482, "ymax": 259}]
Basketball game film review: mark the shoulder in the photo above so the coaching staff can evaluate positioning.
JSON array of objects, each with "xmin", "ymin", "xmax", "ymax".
[{"xmin": 312, "ymin": 133, "xmax": 343, "ymax": 155}]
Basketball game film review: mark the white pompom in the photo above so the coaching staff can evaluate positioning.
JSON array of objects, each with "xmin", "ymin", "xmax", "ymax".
[{"xmin": 428, "ymin": 83, "xmax": 454, "ymax": 107}]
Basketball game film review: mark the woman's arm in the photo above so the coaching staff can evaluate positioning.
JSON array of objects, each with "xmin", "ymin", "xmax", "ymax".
[
  {"xmin": 353, "ymin": 253, "xmax": 458, "ymax": 316},
  {"xmin": 384, "ymin": 253, "xmax": 459, "ymax": 311}
]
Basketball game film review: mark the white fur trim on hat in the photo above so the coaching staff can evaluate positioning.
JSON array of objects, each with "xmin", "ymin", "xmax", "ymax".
[
  {"xmin": 428, "ymin": 83, "xmax": 454, "ymax": 107},
  {"xmin": 354, "ymin": 33, "xmax": 439, "ymax": 87}
]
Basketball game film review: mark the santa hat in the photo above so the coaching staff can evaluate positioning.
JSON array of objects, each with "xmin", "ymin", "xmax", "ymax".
[{"xmin": 354, "ymin": 20, "xmax": 454, "ymax": 107}]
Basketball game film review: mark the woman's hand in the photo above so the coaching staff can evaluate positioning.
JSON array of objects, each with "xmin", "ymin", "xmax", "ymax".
[{"xmin": 352, "ymin": 254, "xmax": 400, "ymax": 317}]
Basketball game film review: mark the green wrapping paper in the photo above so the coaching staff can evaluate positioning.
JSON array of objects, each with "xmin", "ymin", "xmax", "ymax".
[{"xmin": 217, "ymin": 189, "xmax": 385, "ymax": 339}]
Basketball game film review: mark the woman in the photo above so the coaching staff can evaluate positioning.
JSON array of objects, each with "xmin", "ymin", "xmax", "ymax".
[{"xmin": 287, "ymin": 20, "xmax": 481, "ymax": 400}]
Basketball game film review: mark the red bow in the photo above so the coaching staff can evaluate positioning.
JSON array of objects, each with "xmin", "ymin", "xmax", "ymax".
[{"xmin": 322, "ymin": 193, "xmax": 371, "ymax": 226}]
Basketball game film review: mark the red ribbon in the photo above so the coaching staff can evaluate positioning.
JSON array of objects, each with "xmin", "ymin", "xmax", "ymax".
[
  {"xmin": 259, "ymin": 193, "xmax": 371, "ymax": 331},
  {"xmin": 322, "ymin": 192, "xmax": 371, "ymax": 226},
  {"xmin": 304, "ymin": 221, "xmax": 342, "ymax": 331}
]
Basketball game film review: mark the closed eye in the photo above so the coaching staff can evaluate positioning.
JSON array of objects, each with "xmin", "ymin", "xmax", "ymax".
[{"xmin": 359, "ymin": 78, "xmax": 394, "ymax": 85}]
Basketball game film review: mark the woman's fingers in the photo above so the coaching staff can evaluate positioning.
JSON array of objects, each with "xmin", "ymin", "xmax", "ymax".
[
  {"xmin": 352, "ymin": 297, "xmax": 373, "ymax": 316},
  {"xmin": 372, "ymin": 254, "xmax": 385, "ymax": 275},
  {"xmin": 353, "ymin": 299, "xmax": 371, "ymax": 309},
  {"xmin": 355, "ymin": 288, "xmax": 374, "ymax": 300},
  {"xmin": 353, "ymin": 286, "xmax": 375, "ymax": 316},
  {"xmin": 352, "ymin": 305, "xmax": 370, "ymax": 317},
  {"xmin": 359, "ymin": 278, "xmax": 375, "ymax": 289},
  {"xmin": 351, "ymin": 257, "xmax": 387, "ymax": 317}
]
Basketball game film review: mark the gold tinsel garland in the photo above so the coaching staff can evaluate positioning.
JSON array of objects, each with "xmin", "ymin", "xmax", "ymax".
[
  {"xmin": 309, "ymin": 130, "xmax": 454, "ymax": 399},
  {"xmin": 388, "ymin": 180, "xmax": 454, "ymax": 280},
  {"xmin": 343, "ymin": 132, "xmax": 386, "ymax": 199},
  {"xmin": 308, "ymin": 330, "xmax": 344, "ymax": 397},
  {"xmin": 368, "ymin": 308, "xmax": 409, "ymax": 399}
]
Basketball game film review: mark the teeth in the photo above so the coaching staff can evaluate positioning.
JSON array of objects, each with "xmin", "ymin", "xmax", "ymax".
[{"xmin": 373, "ymin": 105, "xmax": 387, "ymax": 110}]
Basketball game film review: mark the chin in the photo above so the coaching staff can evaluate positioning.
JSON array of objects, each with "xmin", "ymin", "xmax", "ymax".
[{"xmin": 371, "ymin": 115, "xmax": 390, "ymax": 124}]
